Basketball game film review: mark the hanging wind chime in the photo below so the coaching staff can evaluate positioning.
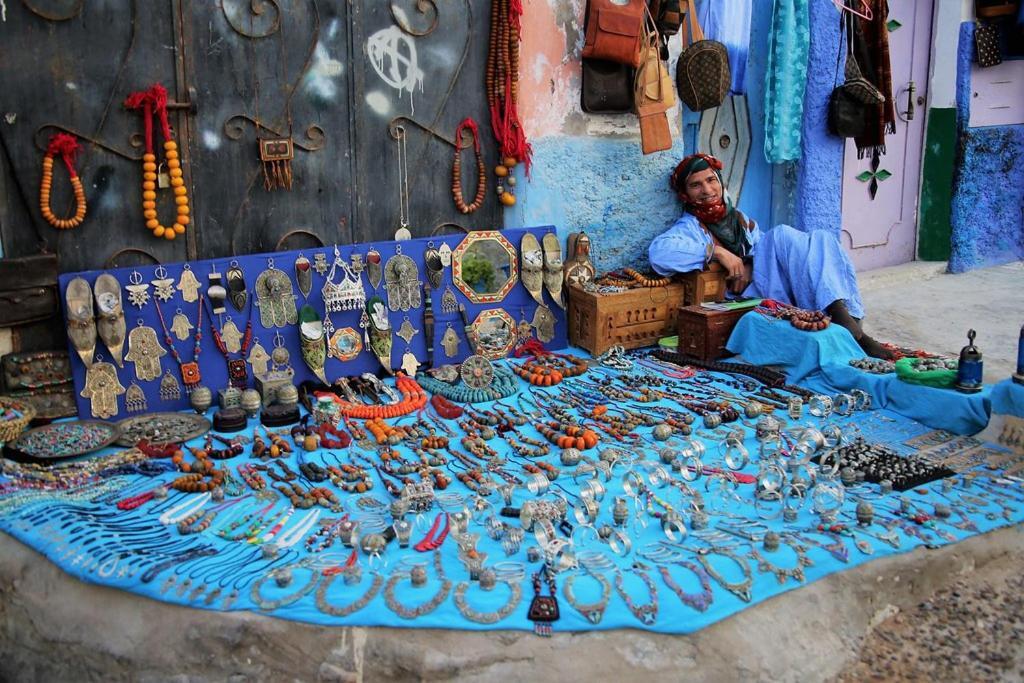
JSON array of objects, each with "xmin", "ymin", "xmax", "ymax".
[
  {"xmin": 487, "ymin": 0, "xmax": 532, "ymax": 207},
  {"xmin": 124, "ymin": 84, "xmax": 191, "ymax": 240},
  {"xmin": 39, "ymin": 132, "xmax": 87, "ymax": 229}
]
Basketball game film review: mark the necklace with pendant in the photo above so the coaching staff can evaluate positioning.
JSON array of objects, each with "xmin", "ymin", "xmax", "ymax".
[
  {"xmin": 207, "ymin": 297, "xmax": 254, "ymax": 389},
  {"xmin": 384, "ymin": 245, "xmax": 423, "ymax": 312},
  {"xmin": 155, "ymin": 296, "xmax": 204, "ymax": 394}
]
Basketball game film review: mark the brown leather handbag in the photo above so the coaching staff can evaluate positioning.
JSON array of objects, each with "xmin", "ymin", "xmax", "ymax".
[
  {"xmin": 634, "ymin": 16, "xmax": 676, "ymax": 155},
  {"xmin": 582, "ymin": 0, "xmax": 647, "ymax": 68},
  {"xmin": 675, "ymin": 0, "xmax": 730, "ymax": 112}
]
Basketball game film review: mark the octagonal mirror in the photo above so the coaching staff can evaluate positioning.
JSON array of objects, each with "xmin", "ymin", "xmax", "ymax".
[
  {"xmin": 470, "ymin": 308, "xmax": 516, "ymax": 360},
  {"xmin": 452, "ymin": 231, "xmax": 518, "ymax": 304}
]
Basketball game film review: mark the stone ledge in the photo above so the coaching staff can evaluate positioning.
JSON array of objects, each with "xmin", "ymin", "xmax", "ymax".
[{"xmin": 1, "ymin": 526, "xmax": 1022, "ymax": 683}]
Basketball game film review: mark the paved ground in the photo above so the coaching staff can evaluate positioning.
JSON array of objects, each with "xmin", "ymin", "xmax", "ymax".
[{"xmin": 859, "ymin": 260, "xmax": 1023, "ymax": 383}]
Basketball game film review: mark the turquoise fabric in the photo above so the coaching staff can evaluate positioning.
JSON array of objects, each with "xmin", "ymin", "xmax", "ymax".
[
  {"xmin": 763, "ymin": 0, "xmax": 810, "ymax": 163},
  {"xmin": 990, "ymin": 379, "xmax": 1024, "ymax": 418},
  {"xmin": 727, "ymin": 313, "xmax": 992, "ymax": 435},
  {"xmin": 0, "ymin": 348, "xmax": 1015, "ymax": 634}
]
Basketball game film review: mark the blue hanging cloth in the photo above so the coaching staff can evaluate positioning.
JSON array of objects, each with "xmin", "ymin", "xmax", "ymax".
[
  {"xmin": 763, "ymin": 0, "xmax": 810, "ymax": 163},
  {"xmin": 699, "ymin": 0, "xmax": 753, "ymax": 94}
]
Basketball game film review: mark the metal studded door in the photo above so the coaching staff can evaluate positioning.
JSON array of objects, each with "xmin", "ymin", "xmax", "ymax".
[
  {"xmin": 0, "ymin": 0, "xmax": 499, "ymax": 273},
  {"xmin": 0, "ymin": 0, "xmax": 195, "ymax": 272}
]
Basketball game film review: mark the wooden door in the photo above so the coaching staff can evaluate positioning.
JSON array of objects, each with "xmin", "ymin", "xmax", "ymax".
[
  {"xmin": 839, "ymin": 0, "xmax": 933, "ymax": 271},
  {"xmin": 0, "ymin": 0, "xmax": 499, "ymax": 273}
]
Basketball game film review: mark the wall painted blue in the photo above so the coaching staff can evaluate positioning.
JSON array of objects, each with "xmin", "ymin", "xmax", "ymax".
[
  {"xmin": 794, "ymin": 0, "xmax": 845, "ymax": 235},
  {"xmin": 949, "ymin": 22, "xmax": 1024, "ymax": 273}
]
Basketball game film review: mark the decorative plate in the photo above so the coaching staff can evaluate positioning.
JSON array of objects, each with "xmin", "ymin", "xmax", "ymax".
[
  {"xmin": 9, "ymin": 420, "xmax": 120, "ymax": 460},
  {"xmin": 115, "ymin": 412, "xmax": 211, "ymax": 447},
  {"xmin": 460, "ymin": 355, "xmax": 495, "ymax": 389}
]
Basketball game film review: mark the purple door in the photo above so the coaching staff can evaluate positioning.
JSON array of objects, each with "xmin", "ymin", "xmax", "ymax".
[{"xmin": 840, "ymin": 0, "xmax": 933, "ymax": 271}]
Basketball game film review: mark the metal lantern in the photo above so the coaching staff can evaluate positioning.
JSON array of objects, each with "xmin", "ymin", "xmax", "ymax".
[{"xmin": 954, "ymin": 329, "xmax": 984, "ymax": 394}]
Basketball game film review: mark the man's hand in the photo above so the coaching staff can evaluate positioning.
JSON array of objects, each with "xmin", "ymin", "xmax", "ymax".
[{"xmin": 713, "ymin": 246, "xmax": 751, "ymax": 294}]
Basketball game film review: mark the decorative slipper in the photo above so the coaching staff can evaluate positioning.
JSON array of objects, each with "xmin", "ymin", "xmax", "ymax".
[
  {"xmin": 94, "ymin": 274, "xmax": 126, "ymax": 368},
  {"xmin": 520, "ymin": 233, "xmax": 544, "ymax": 307},
  {"xmin": 298, "ymin": 304, "xmax": 328, "ymax": 384},
  {"xmin": 542, "ymin": 232, "xmax": 565, "ymax": 309},
  {"xmin": 65, "ymin": 277, "xmax": 97, "ymax": 368}
]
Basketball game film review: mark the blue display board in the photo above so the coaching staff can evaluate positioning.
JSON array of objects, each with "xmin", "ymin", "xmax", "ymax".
[{"xmin": 59, "ymin": 227, "xmax": 566, "ymax": 420}]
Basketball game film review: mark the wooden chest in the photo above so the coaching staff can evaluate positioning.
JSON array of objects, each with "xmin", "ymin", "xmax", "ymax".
[
  {"xmin": 676, "ymin": 305, "xmax": 751, "ymax": 361},
  {"xmin": 677, "ymin": 268, "xmax": 727, "ymax": 306},
  {"xmin": 568, "ymin": 283, "xmax": 687, "ymax": 355}
]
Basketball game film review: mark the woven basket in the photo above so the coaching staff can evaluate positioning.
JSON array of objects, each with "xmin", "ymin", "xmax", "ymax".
[{"xmin": 0, "ymin": 396, "xmax": 37, "ymax": 443}]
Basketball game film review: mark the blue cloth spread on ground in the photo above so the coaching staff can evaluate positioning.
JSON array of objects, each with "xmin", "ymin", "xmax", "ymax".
[
  {"xmin": 0, "ymin": 349, "xmax": 1016, "ymax": 634},
  {"xmin": 728, "ymin": 313, "xmax": 991, "ymax": 435}
]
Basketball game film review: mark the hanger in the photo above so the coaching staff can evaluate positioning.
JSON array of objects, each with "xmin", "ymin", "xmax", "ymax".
[{"xmin": 832, "ymin": 0, "xmax": 873, "ymax": 21}]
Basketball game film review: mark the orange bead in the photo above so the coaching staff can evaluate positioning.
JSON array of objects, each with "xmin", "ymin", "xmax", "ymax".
[
  {"xmin": 164, "ymin": 229, "xmax": 176, "ymax": 240},
  {"xmin": 499, "ymin": 192, "xmax": 516, "ymax": 207},
  {"xmin": 173, "ymin": 224, "xmax": 185, "ymax": 234},
  {"xmin": 146, "ymin": 219, "xmax": 160, "ymax": 230}
]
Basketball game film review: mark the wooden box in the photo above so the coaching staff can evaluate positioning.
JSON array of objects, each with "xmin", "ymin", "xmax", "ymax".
[
  {"xmin": 568, "ymin": 283, "xmax": 687, "ymax": 355},
  {"xmin": 677, "ymin": 267, "xmax": 728, "ymax": 306},
  {"xmin": 676, "ymin": 305, "xmax": 751, "ymax": 361}
]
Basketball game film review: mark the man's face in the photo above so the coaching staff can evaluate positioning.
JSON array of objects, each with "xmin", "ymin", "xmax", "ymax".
[{"xmin": 683, "ymin": 167, "xmax": 722, "ymax": 205}]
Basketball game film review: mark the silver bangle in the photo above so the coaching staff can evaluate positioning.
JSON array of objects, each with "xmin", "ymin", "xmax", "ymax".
[
  {"xmin": 580, "ymin": 478, "xmax": 606, "ymax": 502},
  {"xmin": 720, "ymin": 437, "xmax": 749, "ymax": 471},
  {"xmin": 661, "ymin": 512, "xmax": 687, "ymax": 542},
  {"xmin": 622, "ymin": 470, "xmax": 644, "ymax": 497},
  {"xmin": 573, "ymin": 498, "xmax": 599, "ymax": 526},
  {"xmin": 526, "ymin": 472, "xmax": 549, "ymax": 496},
  {"xmin": 833, "ymin": 393, "xmax": 854, "ymax": 416},
  {"xmin": 608, "ymin": 529, "xmax": 632, "ymax": 557},
  {"xmin": 808, "ymin": 394, "xmax": 833, "ymax": 418}
]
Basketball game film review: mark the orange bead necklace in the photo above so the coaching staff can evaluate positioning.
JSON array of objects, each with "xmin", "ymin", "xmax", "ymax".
[
  {"xmin": 124, "ymin": 83, "xmax": 190, "ymax": 240},
  {"xmin": 39, "ymin": 133, "xmax": 87, "ymax": 230}
]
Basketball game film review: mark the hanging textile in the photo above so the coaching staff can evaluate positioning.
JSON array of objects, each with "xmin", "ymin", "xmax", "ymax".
[
  {"xmin": 763, "ymin": 0, "xmax": 810, "ymax": 163},
  {"xmin": 851, "ymin": 0, "xmax": 896, "ymax": 157},
  {"xmin": 699, "ymin": 0, "xmax": 753, "ymax": 94}
]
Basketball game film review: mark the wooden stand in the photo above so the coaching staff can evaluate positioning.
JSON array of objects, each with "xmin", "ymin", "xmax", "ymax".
[{"xmin": 676, "ymin": 304, "xmax": 751, "ymax": 362}]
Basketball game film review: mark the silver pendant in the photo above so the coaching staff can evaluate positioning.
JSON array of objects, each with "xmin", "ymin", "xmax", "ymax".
[
  {"xmin": 125, "ymin": 322, "xmax": 167, "ymax": 381},
  {"xmin": 221, "ymin": 319, "xmax": 243, "ymax": 354},
  {"xmin": 170, "ymin": 309, "xmax": 193, "ymax": 341},
  {"xmin": 177, "ymin": 264, "xmax": 201, "ymax": 303},
  {"xmin": 254, "ymin": 259, "xmax": 298, "ymax": 328},
  {"xmin": 441, "ymin": 324, "xmax": 460, "ymax": 357},
  {"xmin": 159, "ymin": 369, "xmax": 181, "ymax": 401},
  {"xmin": 424, "ymin": 242, "xmax": 444, "ymax": 290},
  {"xmin": 400, "ymin": 348, "xmax": 419, "ymax": 376},
  {"xmin": 248, "ymin": 341, "xmax": 271, "ymax": 377},
  {"xmin": 441, "ymin": 285, "xmax": 459, "ymax": 314},
  {"xmin": 367, "ymin": 249, "xmax": 383, "ymax": 289},
  {"xmin": 81, "ymin": 360, "xmax": 125, "ymax": 419},
  {"xmin": 532, "ymin": 305, "xmax": 556, "ymax": 343},
  {"xmin": 295, "ymin": 253, "xmax": 313, "ymax": 298},
  {"xmin": 207, "ymin": 266, "xmax": 227, "ymax": 315},
  {"xmin": 351, "ymin": 253, "xmax": 365, "ymax": 276},
  {"xmin": 394, "ymin": 226, "xmax": 413, "ymax": 241},
  {"xmin": 384, "ymin": 246, "xmax": 422, "ymax": 312},
  {"xmin": 227, "ymin": 261, "xmax": 247, "ymax": 312},
  {"xmin": 322, "ymin": 246, "xmax": 366, "ymax": 314},
  {"xmin": 397, "ymin": 316, "xmax": 419, "ymax": 344},
  {"xmin": 313, "ymin": 252, "xmax": 329, "ymax": 276},
  {"xmin": 125, "ymin": 381, "xmax": 147, "ymax": 413},
  {"xmin": 438, "ymin": 242, "xmax": 452, "ymax": 267},
  {"xmin": 151, "ymin": 265, "xmax": 175, "ymax": 302},
  {"xmin": 125, "ymin": 270, "xmax": 150, "ymax": 309}
]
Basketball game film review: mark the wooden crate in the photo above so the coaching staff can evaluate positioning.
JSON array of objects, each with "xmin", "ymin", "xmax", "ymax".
[
  {"xmin": 568, "ymin": 283, "xmax": 687, "ymax": 355},
  {"xmin": 676, "ymin": 304, "xmax": 751, "ymax": 361},
  {"xmin": 678, "ymin": 268, "xmax": 727, "ymax": 306}
]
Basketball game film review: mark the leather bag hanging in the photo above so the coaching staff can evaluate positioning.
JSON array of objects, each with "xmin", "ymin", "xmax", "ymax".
[
  {"xmin": 675, "ymin": 0, "xmax": 731, "ymax": 112},
  {"xmin": 581, "ymin": 58, "xmax": 635, "ymax": 114},
  {"xmin": 582, "ymin": 0, "xmax": 647, "ymax": 68},
  {"xmin": 648, "ymin": 0, "xmax": 684, "ymax": 36},
  {"xmin": 827, "ymin": 14, "xmax": 868, "ymax": 138},
  {"xmin": 635, "ymin": 14, "xmax": 676, "ymax": 155}
]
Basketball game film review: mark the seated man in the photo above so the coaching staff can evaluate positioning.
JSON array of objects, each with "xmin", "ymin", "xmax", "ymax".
[{"xmin": 649, "ymin": 153, "xmax": 890, "ymax": 359}]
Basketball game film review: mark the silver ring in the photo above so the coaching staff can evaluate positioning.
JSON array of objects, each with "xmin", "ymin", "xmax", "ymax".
[{"xmin": 608, "ymin": 529, "xmax": 632, "ymax": 557}]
